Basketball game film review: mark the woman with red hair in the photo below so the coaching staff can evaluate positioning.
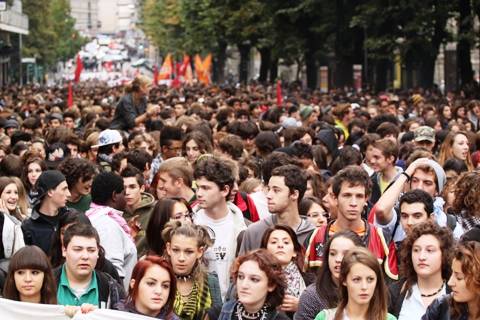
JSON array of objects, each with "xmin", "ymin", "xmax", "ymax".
[{"xmin": 114, "ymin": 255, "xmax": 178, "ymax": 319}]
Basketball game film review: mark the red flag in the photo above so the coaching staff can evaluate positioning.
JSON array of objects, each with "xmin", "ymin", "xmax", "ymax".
[
  {"xmin": 67, "ymin": 82, "xmax": 73, "ymax": 107},
  {"xmin": 171, "ymin": 61, "xmax": 181, "ymax": 88},
  {"xmin": 276, "ymin": 80, "xmax": 283, "ymax": 106},
  {"xmin": 153, "ymin": 65, "xmax": 159, "ymax": 86},
  {"xmin": 74, "ymin": 55, "xmax": 83, "ymax": 83}
]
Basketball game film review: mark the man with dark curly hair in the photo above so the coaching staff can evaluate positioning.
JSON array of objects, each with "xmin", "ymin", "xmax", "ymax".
[
  {"xmin": 192, "ymin": 156, "xmax": 247, "ymax": 299},
  {"xmin": 58, "ymin": 157, "xmax": 97, "ymax": 213}
]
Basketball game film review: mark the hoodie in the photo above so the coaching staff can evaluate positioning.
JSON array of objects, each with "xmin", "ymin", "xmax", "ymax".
[
  {"xmin": 124, "ymin": 192, "xmax": 156, "ymax": 255},
  {"xmin": 315, "ymin": 129, "xmax": 339, "ymax": 162},
  {"xmin": 238, "ymin": 215, "xmax": 315, "ymax": 256}
]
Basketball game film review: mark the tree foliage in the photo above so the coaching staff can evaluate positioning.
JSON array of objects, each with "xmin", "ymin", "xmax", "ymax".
[
  {"xmin": 22, "ymin": 0, "xmax": 86, "ymax": 69},
  {"xmin": 139, "ymin": 0, "xmax": 480, "ymax": 90}
]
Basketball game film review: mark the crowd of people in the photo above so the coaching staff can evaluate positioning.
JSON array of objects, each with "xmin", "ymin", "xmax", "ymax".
[{"xmin": 0, "ymin": 76, "xmax": 478, "ymax": 319}]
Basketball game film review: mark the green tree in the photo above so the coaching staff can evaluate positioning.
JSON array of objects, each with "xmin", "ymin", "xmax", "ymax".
[
  {"xmin": 50, "ymin": 0, "xmax": 86, "ymax": 63},
  {"xmin": 22, "ymin": 0, "xmax": 56, "ymax": 66}
]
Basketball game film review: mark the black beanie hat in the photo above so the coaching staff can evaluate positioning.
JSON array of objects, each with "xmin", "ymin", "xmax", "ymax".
[{"xmin": 35, "ymin": 170, "xmax": 66, "ymax": 200}]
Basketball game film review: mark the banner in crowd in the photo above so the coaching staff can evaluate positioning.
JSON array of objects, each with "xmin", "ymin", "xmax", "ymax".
[
  {"xmin": 194, "ymin": 54, "xmax": 212, "ymax": 85},
  {"xmin": 0, "ymin": 298, "xmax": 152, "ymax": 320},
  {"xmin": 159, "ymin": 53, "xmax": 173, "ymax": 80}
]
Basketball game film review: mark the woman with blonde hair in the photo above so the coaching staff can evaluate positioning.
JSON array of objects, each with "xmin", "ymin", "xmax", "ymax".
[
  {"xmin": 315, "ymin": 247, "xmax": 396, "ymax": 320},
  {"xmin": 162, "ymin": 221, "xmax": 222, "ymax": 320},
  {"xmin": 438, "ymin": 131, "xmax": 473, "ymax": 171},
  {"xmin": 110, "ymin": 75, "xmax": 160, "ymax": 132}
]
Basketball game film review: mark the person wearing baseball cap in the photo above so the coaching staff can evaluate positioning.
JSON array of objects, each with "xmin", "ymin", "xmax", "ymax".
[
  {"xmin": 94, "ymin": 129, "xmax": 125, "ymax": 172},
  {"xmin": 21, "ymin": 170, "xmax": 71, "ymax": 254},
  {"xmin": 414, "ymin": 126, "xmax": 435, "ymax": 151}
]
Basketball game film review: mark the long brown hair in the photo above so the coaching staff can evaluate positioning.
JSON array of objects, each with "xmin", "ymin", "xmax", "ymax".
[
  {"xmin": 450, "ymin": 241, "xmax": 480, "ymax": 319},
  {"xmin": 3, "ymin": 246, "xmax": 57, "ymax": 304},
  {"xmin": 334, "ymin": 247, "xmax": 388, "ymax": 320},
  {"xmin": 260, "ymin": 224, "xmax": 305, "ymax": 270},
  {"xmin": 438, "ymin": 131, "xmax": 473, "ymax": 170}
]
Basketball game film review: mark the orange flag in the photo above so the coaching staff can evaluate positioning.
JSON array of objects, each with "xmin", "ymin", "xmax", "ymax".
[
  {"xmin": 194, "ymin": 54, "xmax": 212, "ymax": 85},
  {"xmin": 159, "ymin": 54, "xmax": 173, "ymax": 80}
]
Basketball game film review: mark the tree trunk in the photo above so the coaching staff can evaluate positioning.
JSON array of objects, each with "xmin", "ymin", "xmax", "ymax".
[
  {"xmin": 305, "ymin": 48, "xmax": 317, "ymax": 89},
  {"xmin": 374, "ymin": 59, "xmax": 389, "ymax": 92},
  {"xmin": 270, "ymin": 58, "xmax": 278, "ymax": 82},
  {"xmin": 258, "ymin": 47, "xmax": 271, "ymax": 83},
  {"xmin": 238, "ymin": 43, "xmax": 251, "ymax": 84},
  {"xmin": 458, "ymin": 0, "xmax": 473, "ymax": 87},
  {"xmin": 212, "ymin": 41, "xmax": 227, "ymax": 84}
]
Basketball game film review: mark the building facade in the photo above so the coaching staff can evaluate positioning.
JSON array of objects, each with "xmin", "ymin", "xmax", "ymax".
[
  {"xmin": 0, "ymin": 0, "xmax": 28, "ymax": 85},
  {"xmin": 69, "ymin": 0, "xmax": 99, "ymax": 37}
]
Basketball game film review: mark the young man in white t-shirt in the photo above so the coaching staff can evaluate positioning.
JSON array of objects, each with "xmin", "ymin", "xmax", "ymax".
[{"xmin": 192, "ymin": 157, "xmax": 247, "ymax": 298}]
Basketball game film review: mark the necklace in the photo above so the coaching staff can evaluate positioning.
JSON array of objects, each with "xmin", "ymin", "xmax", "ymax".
[
  {"xmin": 176, "ymin": 272, "xmax": 193, "ymax": 282},
  {"xmin": 236, "ymin": 303, "xmax": 268, "ymax": 320},
  {"xmin": 420, "ymin": 281, "xmax": 445, "ymax": 298}
]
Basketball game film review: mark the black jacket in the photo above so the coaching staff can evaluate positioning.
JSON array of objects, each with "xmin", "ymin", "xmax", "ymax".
[
  {"xmin": 421, "ymin": 294, "xmax": 468, "ymax": 320},
  {"xmin": 389, "ymin": 279, "xmax": 451, "ymax": 318},
  {"xmin": 110, "ymin": 93, "xmax": 147, "ymax": 131},
  {"xmin": 54, "ymin": 266, "xmax": 125, "ymax": 309},
  {"xmin": 22, "ymin": 205, "xmax": 68, "ymax": 254}
]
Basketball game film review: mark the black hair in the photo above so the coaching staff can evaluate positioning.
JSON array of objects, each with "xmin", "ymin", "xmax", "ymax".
[
  {"xmin": 332, "ymin": 165, "xmax": 371, "ymax": 197},
  {"xmin": 270, "ymin": 164, "xmax": 307, "ymax": 202},
  {"xmin": 262, "ymin": 151, "xmax": 300, "ymax": 185},
  {"xmin": 63, "ymin": 223, "xmax": 100, "ymax": 249},
  {"xmin": 160, "ymin": 126, "xmax": 184, "ymax": 148},
  {"xmin": 49, "ymin": 210, "xmax": 91, "ymax": 267},
  {"xmin": 443, "ymin": 158, "xmax": 468, "ymax": 175},
  {"xmin": 91, "ymin": 171, "xmax": 125, "ymax": 205},
  {"xmin": 126, "ymin": 149, "xmax": 153, "ymax": 172},
  {"xmin": 58, "ymin": 158, "xmax": 97, "ymax": 190},
  {"xmin": 254, "ymin": 131, "xmax": 281, "ymax": 156},
  {"xmin": 193, "ymin": 156, "xmax": 235, "ymax": 197},
  {"xmin": 398, "ymin": 189, "xmax": 434, "ymax": 216},
  {"xmin": 121, "ymin": 164, "xmax": 145, "ymax": 187}
]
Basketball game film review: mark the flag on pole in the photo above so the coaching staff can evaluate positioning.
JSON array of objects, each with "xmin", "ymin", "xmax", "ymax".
[
  {"xmin": 67, "ymin": 82, "xmax": 73, "ymax": 108},
  {"xmin": 74, "ymin": 54, "xmax": 83, "ymax": 83},
  {"xmin": 276, "ymin": 80, "xmax": 283, "ymax": 106},
  {"xmin": 153, "ymin": 65, "xmax": 159, "ymax": 86},
  {"xmin": 159, "ymin": 54, "xmax": 173, "ymax": 80},
  {"xmin": 194, "ymin": 54, "xmax": 212, "ymax": 85}
]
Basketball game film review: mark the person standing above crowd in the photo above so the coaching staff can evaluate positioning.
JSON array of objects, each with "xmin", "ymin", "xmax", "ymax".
[{"xmin": 110, "ymin": 76, "xmax": 160, "ymax": 132}]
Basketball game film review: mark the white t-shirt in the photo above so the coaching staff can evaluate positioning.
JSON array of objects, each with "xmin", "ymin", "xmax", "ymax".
[{"xmin": 194, "ymin": 210, "xmax": 237, "ymax": 298}]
